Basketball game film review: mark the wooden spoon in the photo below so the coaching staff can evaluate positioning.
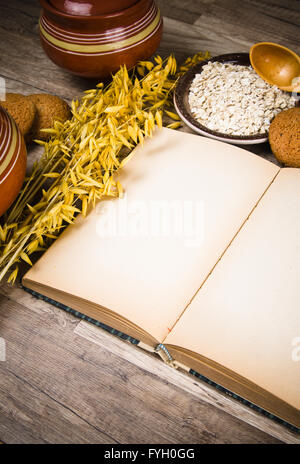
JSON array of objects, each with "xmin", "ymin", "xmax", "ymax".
[{"xmin": 250, "ymin": 42, "xmax": 300, "ymax": 92}]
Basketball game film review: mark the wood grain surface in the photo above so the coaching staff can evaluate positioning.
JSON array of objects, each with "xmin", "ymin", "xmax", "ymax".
[{"xmin": 0, "ymin": 0, "xmax": 299, "ymax": 444}]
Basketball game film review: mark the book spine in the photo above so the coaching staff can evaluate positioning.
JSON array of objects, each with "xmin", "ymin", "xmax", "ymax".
[{"xmin": 155, "ymin": 343, "xmax": 178, "ymax": 368}]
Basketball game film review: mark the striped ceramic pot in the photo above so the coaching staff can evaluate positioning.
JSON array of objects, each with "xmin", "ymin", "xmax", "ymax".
[
  {"xmin": 48, "ymin": 0, "xmax": 139, "ymax": 16},
  {"xmin": 39, "ymin": 0, "xmax": 163, "ymax": 79},
  {"xmin": 0, "ymin": 106, "xmax": 27, "ymax": 217}
]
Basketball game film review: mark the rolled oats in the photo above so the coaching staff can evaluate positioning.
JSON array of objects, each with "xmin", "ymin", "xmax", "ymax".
[{"xmin": 188, "ymin": 62, "xmax": 296, "ymax": 136}]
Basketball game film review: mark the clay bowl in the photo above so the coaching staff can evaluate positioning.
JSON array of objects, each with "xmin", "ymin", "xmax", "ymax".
[
  {"xmin": 174, "ymin": 53, "xmax": 272, "ymax": 145},
  {"xmin": 39, "ymin": 0, "xmax": 163, "ymax": 79},
  {"xmin": 0, "ymin": 106, "xmax": 27, "ymax": 217}
]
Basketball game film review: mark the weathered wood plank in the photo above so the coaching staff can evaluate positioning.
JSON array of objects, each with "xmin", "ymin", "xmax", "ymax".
[
  {"xmin": 194, "ymin": 0, "xmax": 300, "ymax": 51},
  {"xmin": 194, "ymin": 14, "xmax": 299, "ymax": 56},
  {"xmin": 157, "ymin": 16, "xmax": 250, "ymax": 63},
  {"xmin": 0, "ymin": 292, "xmax": 283, "ymax": 444},
  {"xmin": 157, "ymin": 0, "xmax": 208, "ymax": 24},
  {"xmin": 0, "ymin": 1, "xmax": 92, "ymax": 100},
  {"xmin": 157, "ymin": 0, "xmax": 300, "ymax": 52},
  {"xmin": 0, "ymin": 368, "xmax": 116, "ymax": 444},
  {"xmin": 157, "ymin": 0, "xmax": 299, "ymax": 59}
]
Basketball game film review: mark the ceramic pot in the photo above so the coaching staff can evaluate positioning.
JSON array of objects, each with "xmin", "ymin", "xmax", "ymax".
[
  {"xmin": 39, "ymin": 0, "xmax": 163, "ymax": 78},
  {"xmin": 49, "ymin": 0, "xmax": 138, "ymax": 16},
  {"xmin": 0, "ymin": 106, "xmax": 27, "ymax": 217}
]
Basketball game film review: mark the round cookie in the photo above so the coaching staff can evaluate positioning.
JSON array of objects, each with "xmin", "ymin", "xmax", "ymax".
[
  {"xmin": 269, "ymin": 107, "xmax": 300, "ymax": 168},
  {"xmin": 0, "ymin": 93, "xmax": 37, "ymax": 142},
  {"xmin": 27, "ymin": 94, "xmax": 71, "ymax": 141}
]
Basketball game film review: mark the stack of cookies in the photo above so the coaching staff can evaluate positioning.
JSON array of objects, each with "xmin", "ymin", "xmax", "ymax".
[{"xmin": 0, "ymin": 93, "xmax": 71, "ymax": 143}]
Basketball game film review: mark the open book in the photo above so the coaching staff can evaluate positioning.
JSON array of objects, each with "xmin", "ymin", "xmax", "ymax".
[{"xmin": 23, "ymin": 128, "xmax": 300, "ymax": 428}]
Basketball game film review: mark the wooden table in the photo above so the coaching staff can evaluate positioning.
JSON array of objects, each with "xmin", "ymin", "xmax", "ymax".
[{"xmin": 0, "ymin": 0, "xmax": 299, "ymax": 444}]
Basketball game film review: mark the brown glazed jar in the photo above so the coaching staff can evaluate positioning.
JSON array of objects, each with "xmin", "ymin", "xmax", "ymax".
[
  {"xmin": 39, "ymin": 0, "xmax": 163, "ymax": 78},
  {"xmin": 48, "ymin": 0, "xmax": 139, "ymax": 16},
  {"xmin": 0, "ymin": 106, "xmax": 27, "ymax": 217}
]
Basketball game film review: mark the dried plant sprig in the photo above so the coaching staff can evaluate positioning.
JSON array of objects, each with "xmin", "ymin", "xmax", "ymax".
[
  {"xmin": 177, "ymin": 50, "xmax": 211, "ymax": 76},
  {"xmin": 0, "ymin": 51, "xmax": 210, "ymax": 283}
]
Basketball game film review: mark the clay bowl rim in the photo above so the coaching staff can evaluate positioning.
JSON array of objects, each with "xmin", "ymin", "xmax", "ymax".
[{"xmin": 39, "ymin": 0, "xmax": 146, "ymax": 21}]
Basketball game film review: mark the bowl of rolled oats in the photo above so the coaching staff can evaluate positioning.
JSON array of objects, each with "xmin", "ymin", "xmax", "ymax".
[{"xmin": 174, "ymin": 53, "xmax": 298, "ymax": 145}]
